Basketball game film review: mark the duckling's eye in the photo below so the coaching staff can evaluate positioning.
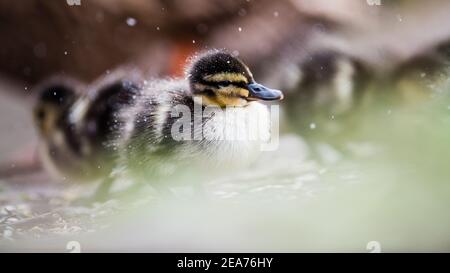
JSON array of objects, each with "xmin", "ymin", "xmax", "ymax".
[
  {"xmin": 215, "ymin": 81, "xmax": 249, "ymax": 88},
  {"xmin": 233, "ymin": 82, "xmax": 248, "ymax": 88},
  {"xmin": 36, "ymin": 109, "xmax": 46, "ymax": 120},
  {"xmin": 217, "ymin": 81, "xmax": 231, "ymax": 87},
  {"xmin": 203, "ymin": 89, "xmax": 216, "ymax": 97}
]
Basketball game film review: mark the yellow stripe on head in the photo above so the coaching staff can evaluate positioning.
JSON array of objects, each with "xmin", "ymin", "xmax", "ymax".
[
  {"xmin": 217, "ymin": 86, "xmax": 249, "ymax": 98},
  {"xmin": 194, "ymin": 88, "xmax": 249, "ymax": 107},
  {"xmin": 196, "ymin": 94, "xmax": 248, "ymax": 107},
  {"xmin": 194, "ymin": 83, "xmax": 249, "ymax": 98},
  {"xmin": 204, "ymin": 73, "xmax": 248, "ymax": 83}
]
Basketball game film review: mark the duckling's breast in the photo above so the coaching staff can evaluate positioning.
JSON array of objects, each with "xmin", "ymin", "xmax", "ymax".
[
  {"xmin": 115, "ymin": 86, "xmax": 274, "ymax": 182},
  {"xmin": 188, "ymin": 102, "xmax": 272, "ymax": 168}
]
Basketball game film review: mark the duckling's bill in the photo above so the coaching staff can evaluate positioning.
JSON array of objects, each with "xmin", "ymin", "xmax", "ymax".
[{"xmin": 247, "ymin": 82, "xmax": 284, "ymax": 101}]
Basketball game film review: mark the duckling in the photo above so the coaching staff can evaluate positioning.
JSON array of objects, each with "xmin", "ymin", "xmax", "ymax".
[
  {"xmin": 33, "ymin": 75, "xmax": 140, "ymax": 187},
  {"xmin": 34, "ymin": 50, "xmax": 282, "ymax": 197},
  {"xmin": 113, "ymin": 50, "xmax": 283, "ymax": 187},
  {"xmin": 279, "ymin": 51, "xmax": 369, "ymax": 135},
  {"xmin": 33, "ymin": 78, "xmax": 84, "ymax": 181}
]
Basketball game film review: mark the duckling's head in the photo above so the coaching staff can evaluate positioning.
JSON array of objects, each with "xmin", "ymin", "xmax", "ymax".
[
  {"xmin": 33, "ymin": 84, "xmax": 76, "ymax": 138},
  {"xmin": 187, "ymin": 50, "xmax": 283, "ymax": 107}
]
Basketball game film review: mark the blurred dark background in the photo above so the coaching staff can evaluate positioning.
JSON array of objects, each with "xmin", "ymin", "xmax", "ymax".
[{"xmin": 2, "ymin": 0, "xmax": 448, "ymax": 85}]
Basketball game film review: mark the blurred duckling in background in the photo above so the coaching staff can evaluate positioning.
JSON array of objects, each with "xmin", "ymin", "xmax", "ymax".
[
  {"xmin": 258, "ymin": 46, "xmax": 368, "ymax": 147},
  {"xmin": 262, "ymin": 34, "xmax": 450, "ymax": 160},
  {"xmin": 281, "ymin": 51, "xmax": 367, "ymax": 129},
  {"xmin": 33, "ymin": 78, "xmax": 84, "ymax": 180},
  {"xmin": 114, "ymin": 50, "xmax": 283, "ymax": 187},
  {"xmin": 296, "ymin": 44, "xmax": 450, "ymax": 162},
  {"xmin": 33, "ymin": 74, "xmax": 140, "ymax": 197}
]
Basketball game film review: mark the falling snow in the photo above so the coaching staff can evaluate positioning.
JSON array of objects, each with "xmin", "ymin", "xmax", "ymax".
[
  {"xmin": 126, "ymin": 17, "xmax": 137, "ymax": 27},
  {"xmin": 238, "ymin": 8, "xmax": 247, "ymax": 17}
]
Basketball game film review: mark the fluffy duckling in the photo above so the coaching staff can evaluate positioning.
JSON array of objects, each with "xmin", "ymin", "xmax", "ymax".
[
  {"xmin": 33, "ymin": 76, "xmax": 140, "ymax": 184},
  {"xmin": 280, "ymin": 51, "xmax": 369, "ymax": 134},
  {"xmin": 114, "ymin": 50, "xmax": 283, "ymax": 185},
  {"xmin": 33, "ymin": 78, "xmax": 84, "ymax": 180},
  {"xmin": 34, "ymin": 50, "xmax": 283, "ymax": 196}
]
